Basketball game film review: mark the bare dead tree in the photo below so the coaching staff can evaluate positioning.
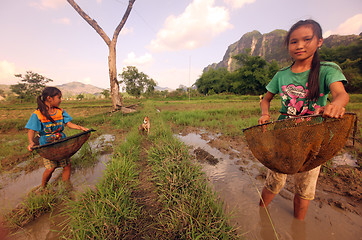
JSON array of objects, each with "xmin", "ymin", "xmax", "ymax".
[{"xmin": 67, "ymin": 0, "xmax": 136, "ymax": 113}]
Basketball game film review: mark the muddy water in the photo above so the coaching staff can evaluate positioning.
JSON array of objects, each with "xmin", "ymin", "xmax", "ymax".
[
  {"xmin": 0, "ymin": 134, "xmax": 114, "ymax": 240},
  {"xmin": 0, "ymin": 168, "xmax": 61, "ymax": 214},
  {"xmin": 177, "ymin": 132, "xmax": 362, "ymax": 240},
  {"xmin": 332, "ymin": 152, "xmax": 359, "ymax": 167}
]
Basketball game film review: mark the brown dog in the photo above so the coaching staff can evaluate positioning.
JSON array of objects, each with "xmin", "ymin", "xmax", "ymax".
[{"xmin": 138, "ymin": 116, "xmax": 150, "ymax": 135}]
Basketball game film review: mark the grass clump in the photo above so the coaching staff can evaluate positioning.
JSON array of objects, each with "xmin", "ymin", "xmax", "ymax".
[
  {"xmin": 147, "ymin": 111, "xmax": 237, "ymax": 239},
  {"xmin": 63, "ymin": 158, "xmax": 141, "ymax": 239},
  {"xmin": 62, "ymin": 129, "xmax": 141, "ymax": 239}
]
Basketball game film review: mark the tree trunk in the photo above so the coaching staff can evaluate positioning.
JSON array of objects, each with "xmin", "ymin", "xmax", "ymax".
[
  {"xmin": 67, "ymin": 0, "xmax": 136, "ymax": 112},
  {"xmin": 109, "ymin": 42, "xmax": 123, "ymax": 109}
]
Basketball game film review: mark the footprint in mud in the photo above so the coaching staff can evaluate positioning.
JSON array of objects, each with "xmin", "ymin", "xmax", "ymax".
[{"xmin": 194, "ymin": 147, "xmax": 219, "ymax": 165}]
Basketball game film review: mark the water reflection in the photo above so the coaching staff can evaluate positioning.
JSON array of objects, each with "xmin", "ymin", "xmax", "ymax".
[{"xmin": 332, "ymin": 152, "xmax": 358, "ymax": 167}]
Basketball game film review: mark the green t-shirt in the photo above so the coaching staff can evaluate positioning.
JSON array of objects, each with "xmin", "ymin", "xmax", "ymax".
[{"xmin": 266, "ymin": 62, "xmax": 347, "ymax": 116}]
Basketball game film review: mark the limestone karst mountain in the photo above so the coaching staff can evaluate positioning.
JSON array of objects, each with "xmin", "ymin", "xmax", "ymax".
[{"xmin": 204, "ymin": 30, "xmax": 361, "ymax": 72}]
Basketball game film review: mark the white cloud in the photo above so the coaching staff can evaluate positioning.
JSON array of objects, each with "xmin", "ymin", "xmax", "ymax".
[
  {"xmin": 0, "ymin": 61, "xmax": 17, "ymax": 85},
  {"xmin": 53, "ymin": 18, "xmax": 71, "ymax": 25},
  {"xmin": 324, "ymin": 14, "xmax": 362, "ymax": 38},
  {"xmin": 148, "ymin": 0, "xmax": 232, "ymax": 52},
  {"xmin": 123, "ymin": 52, "xmax": 154, "ymax": 66},
  {"xmin": 224, "ymin": 0, "xmax": 256, "ymax": 9},
  {"xmin": 30, "ymin": 0, "xmax": 66, "ymax": 10}
]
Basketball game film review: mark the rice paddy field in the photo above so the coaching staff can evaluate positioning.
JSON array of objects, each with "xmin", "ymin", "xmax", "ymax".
[{"xmin": 0, "ymin": 94, "xmax": 360, "ymax": 239}]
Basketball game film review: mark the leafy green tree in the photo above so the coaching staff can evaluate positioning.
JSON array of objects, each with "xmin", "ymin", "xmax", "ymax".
[
  {"xmin": 340, "ymin": 58, "xmax": 362, "ymax": 93},
  {"xmin": 230, "ymin": 53, "xmax": 273, "ymax": 95},
  {"xmin": 195, "ymin": 68, "xmax": 231, "ymax": 94},
  {"xmin": 175, "ymin": 85, "xmax": 187, "ymax": 96},
  {"xmin": 76, "ymin": 93, "xmax": 85, "ymax": 100},
  {"xmin": 101, "ymin": 89, "xmax": 110, "ymax": 99},
  {"xmin": 10, "ymin": 71, "xmax": 53, "ymax": 102},
  {"xmin": 161, "ymin": 90, "xmax": 169, "ymax": 98},
  {"xmin": 320, "ymin": 40, "xmax": 362, "ymax": 93},
  {"xmin": 196, "ymin": 52, "xmax": 279, "ymax": 95},
  {"xmin": 268, "ymin": 60, "xmax": 280, "ymax": 79},
  {"xmin": 119, "ymin": 66, "xmax": 156, "ymax": 98}
]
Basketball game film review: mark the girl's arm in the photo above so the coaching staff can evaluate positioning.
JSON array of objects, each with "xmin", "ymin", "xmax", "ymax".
[
  {"xmin": 315, "ymin": 81, "xmax": 349, "ymax": 118},
  {"xmin": 258, "ymin": 91, "xmax": 275, "ymax": 124},
  {"xmin": 66, "ymin": 122, "xmax": 89, "ymax": 131},
  {"xmin": 27, "ymin": 129, "xmax": 36, "ymax": 151}
]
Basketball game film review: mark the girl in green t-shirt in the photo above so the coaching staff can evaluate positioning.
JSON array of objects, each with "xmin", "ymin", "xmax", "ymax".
[{"xmin": 258, "ymin": 19, "xmax": 349, "ymax": 220}]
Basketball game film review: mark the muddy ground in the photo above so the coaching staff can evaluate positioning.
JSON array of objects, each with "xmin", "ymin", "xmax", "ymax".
[
  {"xmin": 178, "ymin": 126, "xmax": 361, "ymax": 216},
  {"xmin": 1, "ymin": 123, "xmax": 360, "ymax": 239}
]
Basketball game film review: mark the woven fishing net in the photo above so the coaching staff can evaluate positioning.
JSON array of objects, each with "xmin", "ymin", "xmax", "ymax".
[
  {"xmin": 32, "ymin": 129, "xmax": 95, "ymax": 161},
  {"xmin": 243, "ymin": 113, "xmax": 357, "ymax": 174}
]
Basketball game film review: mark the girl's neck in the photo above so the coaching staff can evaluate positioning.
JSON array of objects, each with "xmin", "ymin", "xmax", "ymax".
[
  {"xmin": 291, "ymin": 61, "xmax": 312, "ymax": 73},
  {"xmin": 45, "ymin": 103, "xmax": 56, "ymax": 114}
]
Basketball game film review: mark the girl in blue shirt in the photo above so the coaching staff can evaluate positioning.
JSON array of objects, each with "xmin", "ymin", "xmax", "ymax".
[{"xmin": 26, "ymin": 87, "xmax": 88, "ymax": 188}]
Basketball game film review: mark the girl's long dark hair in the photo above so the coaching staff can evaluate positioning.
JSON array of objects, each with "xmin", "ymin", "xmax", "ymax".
[
  {"xmin": 37, "ymin": 87, "xmax": 62, "ymax": 123},
  {"xmin": 285, "ymin": 19, "xmax": 323, "ymax": 101}
]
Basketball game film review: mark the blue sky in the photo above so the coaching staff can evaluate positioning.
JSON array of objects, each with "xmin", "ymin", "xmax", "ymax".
[{"xmin": 0, "ymin": 0, "xmax": 361, "ymax": 90}]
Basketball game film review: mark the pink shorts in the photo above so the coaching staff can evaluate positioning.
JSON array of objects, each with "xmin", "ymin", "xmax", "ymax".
[{"xmin": 264, "ymin": 166, "xmax": 321, "ymax": 200}]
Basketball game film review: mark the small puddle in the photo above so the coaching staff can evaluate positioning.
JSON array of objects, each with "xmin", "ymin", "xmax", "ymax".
[
  {"xmin": 332, "ymin": 152, "xmax": 359, "ymax": 167},
  {"xmin": 0, "ymin": 134, "xmax": 115, "ymax": 239},
  {"xmin": 177, "ymin": 132, "xmax": 362, "ymax": 240}
]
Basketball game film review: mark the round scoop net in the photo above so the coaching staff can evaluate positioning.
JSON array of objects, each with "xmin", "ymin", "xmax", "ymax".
[
  {"xmin": 243, "ymin": 113, "xmax": 356, "ymax": 174},
  {"xmin": 31, "ymin": 129, "xmax": 96, "ymax": 161}
]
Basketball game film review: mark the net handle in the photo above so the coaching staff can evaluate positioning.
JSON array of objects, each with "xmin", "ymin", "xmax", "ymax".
[
  {"xmin": 242, "ymin": 114, "xmax": 323, "ymax": 132},
  {"xmin": 31, "ymin": 129, "xmax": 96, "ymax": 150},
  {"xmin": 242, "ymin": 112, "xmax": 356, "ymax": 132}
]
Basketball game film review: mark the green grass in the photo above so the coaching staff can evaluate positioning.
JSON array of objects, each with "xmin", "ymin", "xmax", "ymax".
[
  {"xmin": 147, "ymin": 124, "xmax": 236, "ymax": 238},
  {"xmin": 61, "ymin": 102, "xmax": 237, "ymax": 239},
  {"xmin": 0, "ymin": 119, "xmax": 29, "ymax": 131},
  {"xmin": 158, "ymin": 98, "xmax": 279, "ymax": 136},
  {"xmin": 64, "ymin": 156, "xmax": 141, "ymax": 239},
  {"xmin": 0, "ymin": 133, "xmax": 29, "ymax": 168},
  {"xmin": 62, "ymin": 125, "xmax": 142, "ymax": 239}
]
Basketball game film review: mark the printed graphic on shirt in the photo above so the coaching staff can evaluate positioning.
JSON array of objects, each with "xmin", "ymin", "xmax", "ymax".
[{"xmin": 281, "ymin": 84, "xmax": 321, "ymax": 116}]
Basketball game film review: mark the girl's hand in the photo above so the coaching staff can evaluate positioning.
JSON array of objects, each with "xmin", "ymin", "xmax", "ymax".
[
  {"xmin": 27, "ymin": 142, "xmax": 35, "ymax": 152},
  {"xmin": 66, "ymin": 122, "xmax": 89, "ymax": 131},
  {"xmin": 317, "ymin": 81, "xmax": 349, "ymax": 119},
  {"xmin": 27, "ymin": 130, "xmax": 36, "ymax": 151},
  {"xmin": 258, "ymin": 114, "xmax": 270, "ymax": 125},
  {"xmin": 314, "ymin": 103, "xmax": 345, "ymax": 118},
  {"xmin": 80, "ymin": 126, "xmax": 89, "ymax": 131}
]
